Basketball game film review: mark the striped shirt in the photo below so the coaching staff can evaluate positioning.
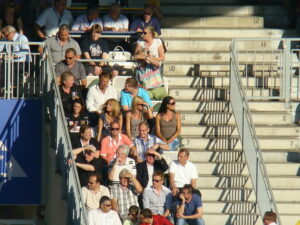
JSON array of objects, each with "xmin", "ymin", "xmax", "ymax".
[{"xmin": 110, "ymin": 184, "xmax": 139, "ymax": 219}]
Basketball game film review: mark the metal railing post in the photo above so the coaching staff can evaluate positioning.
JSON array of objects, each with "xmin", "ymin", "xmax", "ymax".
[{"xmin": 283, "ymin": 39, "xmax": 292, "ymax": 108}]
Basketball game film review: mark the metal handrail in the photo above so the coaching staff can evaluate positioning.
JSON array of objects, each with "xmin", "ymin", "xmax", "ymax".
[
  {"xmin": 44, "ymin": 47, "xmax": 88, "ymax": 225},
  {"xmin": 230, "ymin": 40, "xmax": 281, "ymax": 225}
]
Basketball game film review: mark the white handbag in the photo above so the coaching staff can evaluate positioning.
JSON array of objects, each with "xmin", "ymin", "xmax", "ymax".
[{"xmin": 108, "ymin": 46, "xmax": 136, "ymax": 70}]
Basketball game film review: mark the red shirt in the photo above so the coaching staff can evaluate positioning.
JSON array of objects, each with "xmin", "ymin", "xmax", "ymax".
[{"xmin": 140, "ymin": 215, "xmax": 174, "ymax": 225}]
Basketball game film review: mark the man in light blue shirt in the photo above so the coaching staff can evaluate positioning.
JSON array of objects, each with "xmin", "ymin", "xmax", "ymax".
[
  {"xmin": 120, "ymin": 77, "xmax": 153, "ymax": 111},
  {"xmin": 0, "ymin": 25, "xmax": 30, "ymax": 62}
]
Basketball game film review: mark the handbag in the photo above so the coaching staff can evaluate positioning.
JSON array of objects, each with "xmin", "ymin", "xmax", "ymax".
[{"xmin": 108, "ymin": 46, "xmax": 136, "ymax": 70}]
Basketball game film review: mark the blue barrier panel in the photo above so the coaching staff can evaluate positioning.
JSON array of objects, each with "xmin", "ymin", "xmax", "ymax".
[{"xmin": 0, "ymin": 99, "xmax": 42, "ymax": 204}]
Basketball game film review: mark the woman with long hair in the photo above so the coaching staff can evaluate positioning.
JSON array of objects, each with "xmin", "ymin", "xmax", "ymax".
[
  {"xmin": 126, "ymin": 96, "xmax": 153, "ymax": 140},
  {"xmin": 156, "ymin": 96, "xmax": 181, "ymax": 151},
  {"xmin": 97, "ymin": 98, "xmax": 123, "ymax": 142},
  {"xmin": 133, "ymin": 25, "xmax": 167, "ymax": 100},
  {"xmin": 66, "ymin": 99, "xmax": 89, "ymax": 140}
]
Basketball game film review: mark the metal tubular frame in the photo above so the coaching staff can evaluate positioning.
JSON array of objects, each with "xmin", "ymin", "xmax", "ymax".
[{"xmin": 230, "ymin": 39, "xmax": 281, "ymax": 225}]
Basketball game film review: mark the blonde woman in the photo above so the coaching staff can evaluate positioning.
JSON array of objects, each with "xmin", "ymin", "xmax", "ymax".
[
  {"xmin": 126, "ymin": 96, "xmax": 153, "ymax": 140},
  {"xmin": 133, "ymin": 25, "xmax": 167, "ymax": 100},
  {"xmin": 97, "ymin": 98, "xmax": 123, "ymax": 142}
]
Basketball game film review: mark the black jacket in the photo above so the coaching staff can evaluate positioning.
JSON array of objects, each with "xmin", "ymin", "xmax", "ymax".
[{"xmin": 136, "ymin": 158, "xmax": 169, "ymax": 188}]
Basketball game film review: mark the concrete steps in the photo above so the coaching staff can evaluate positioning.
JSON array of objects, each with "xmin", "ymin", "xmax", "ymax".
[
  {"xmin": 161, "ymin": 28, "xmax": 296, "ymax": 39},
  {"xmin": 167, "ymin": 76, "xmax": 282, "ymax": 88},
  {"xmin": 181, "ymin": 136, "xmax": 297, "ymax": 150},
  {"xmin": 165, "ymin": 51, "xmax": 287, "ymax": 63},
  {"xmin": 178, "ymin": 111, "xmax": 292, "ymax": 125},
  {"xmin": 161, "ymin": 5, "xmax": 286, "ymax": 17},
  {"xmin": 162, "ymin": 63, "xmax": 284, "ymax": 76},
  {"xmin": 181, "ymin": 124, "xmax": 299, "ymax": 137},
  {"xmin": 160, "ymin": 1, "xmax": 300, "ymax": 224},
  {"xmin": 162, "ymin": 16, "xmax": 264, "ymax": 28}
]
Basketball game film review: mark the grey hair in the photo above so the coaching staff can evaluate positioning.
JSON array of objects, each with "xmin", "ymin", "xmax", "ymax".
[
  {"xmin": 2, "ymin": 25, "xmax": 16, "ymax": 34},
  {"xmin": 117, "ymin": 144, "xmax": 130, "ymax": 156},
  {"xmin": 119, "ymin": 168, "xmax": 131, "ymax": 179}
]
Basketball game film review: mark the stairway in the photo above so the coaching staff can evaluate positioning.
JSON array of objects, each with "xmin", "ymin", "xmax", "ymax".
[{"xmin": 160, "ymin": 1, "xmax": 300, "ymax": 224}]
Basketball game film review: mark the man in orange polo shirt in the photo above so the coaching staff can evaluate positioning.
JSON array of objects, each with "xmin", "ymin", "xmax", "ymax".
[{"xmin": 100, "ymin": 121, "xmax": 137, "ymax": 164}]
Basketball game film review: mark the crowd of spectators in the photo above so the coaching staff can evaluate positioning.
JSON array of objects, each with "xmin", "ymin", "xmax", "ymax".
[{"xmin": 0, "ymin": 1, "xmax": 206, "ymax": 225}]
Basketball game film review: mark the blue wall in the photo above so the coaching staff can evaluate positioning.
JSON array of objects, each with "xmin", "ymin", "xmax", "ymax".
[{"xmin": 0, "ymin": 99, "xmax": 42, "ymax": 204}]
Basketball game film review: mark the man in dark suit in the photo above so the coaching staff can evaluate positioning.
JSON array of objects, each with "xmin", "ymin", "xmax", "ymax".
[{"xmin": 136, "ymin": 148, "xmax": 169, "ymax": 189}]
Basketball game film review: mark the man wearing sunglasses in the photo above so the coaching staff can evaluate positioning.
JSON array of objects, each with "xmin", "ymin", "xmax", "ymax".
[
  {"xmin": 143, "ymin": 171, "xmax": 172, "ymax": 216},
  {"xmin": 100, "ymin": 122, "xmax": 136, "ymax": 164},
  {"xmin": 130, "ymin": 5, "xmax": 161, "ymax": 35},
  {"xmin": 55, "ymin": 48, "xmax": 87, "ymax": 86},
  {"xmin": 88, "ymin": 196, "xmax": 122, "ymax": 225}
]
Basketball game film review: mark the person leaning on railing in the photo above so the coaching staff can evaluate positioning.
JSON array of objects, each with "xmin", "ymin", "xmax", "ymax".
[{"xmin": 0, "ymin": 25, "xmax": 30, "ymax": 87}]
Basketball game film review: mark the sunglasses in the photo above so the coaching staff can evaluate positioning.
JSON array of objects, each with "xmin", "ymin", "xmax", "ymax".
[
  {"xmin": 85, "ymin": 151, "xmax": 93, "ymax": 155},
  {"xmin": 65, "ymin": 57, "xmax": 73, "ymax": 60},
  {"xmin": 168, "ymin": 102, "xmax": 176, "ymax": 105},
  {"xmin": 111, "ymin": 128, "xmax": 119, "ymax": 131},
  {"xmin": 152, "ymin": 179, "xmax": 161, "ymax": 183}
]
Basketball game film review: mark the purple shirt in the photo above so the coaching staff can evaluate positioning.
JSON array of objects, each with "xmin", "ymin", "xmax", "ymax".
[{"xmin": 130, "ymin": 16, "xmax": 161, "ymax": 35}]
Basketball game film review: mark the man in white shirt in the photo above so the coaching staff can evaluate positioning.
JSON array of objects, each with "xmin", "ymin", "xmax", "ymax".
[
  {"xmin": 88, "ymin": 196, "xmax": 122, "ymax": 225},
  {"xmin": 169, "ymin": 148, "xmax": 198, "ymax": 196},
  {"xmin": 263, "ymin": 211, "xmax": 278, "ymax": 225},
  {"xmin": 82, "ymin": 173, "xmax": 111, "ymax": 211},
  {"xmin": 72, "ymin": 5, "xmax": 103, "ymax": 31},
  {"xmin": 35, "ymin": 0, "xmax": 73, "ymax": 39},
  {"xmin": 108, "ymin": 145, "xmax": 137, "ymax": 184},
  {"xmin": 103, "ymin": 3, "xmax": 129, "ymax": 51},
  {"xmin": 86, "ymin": 72, "xmax": 118, "ymax": 126}
]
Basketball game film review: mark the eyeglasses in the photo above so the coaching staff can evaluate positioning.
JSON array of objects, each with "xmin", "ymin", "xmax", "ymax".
[
  {"xmin": 65, "ymin": 57, "xmax": 73, "ymax": 60},
  {"xmin": 168, "ymin": 102, "xmax": 176, "ymax": 105},
  {"xmin": 111, "ymin": 128, "xmax": 120, "ymax": 131},
  {"xmin": 152, "ymin": 179, "xmax": 161, "ymax": 183}
]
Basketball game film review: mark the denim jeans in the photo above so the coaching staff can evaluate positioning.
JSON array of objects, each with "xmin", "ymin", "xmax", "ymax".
[
  {"xmin": 168, "ymin": 138, "xmax": 180, "ymax": 151},
  {"xmin": 176, "ymin": 218, "xmax": 205, "ymax": 225}
]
